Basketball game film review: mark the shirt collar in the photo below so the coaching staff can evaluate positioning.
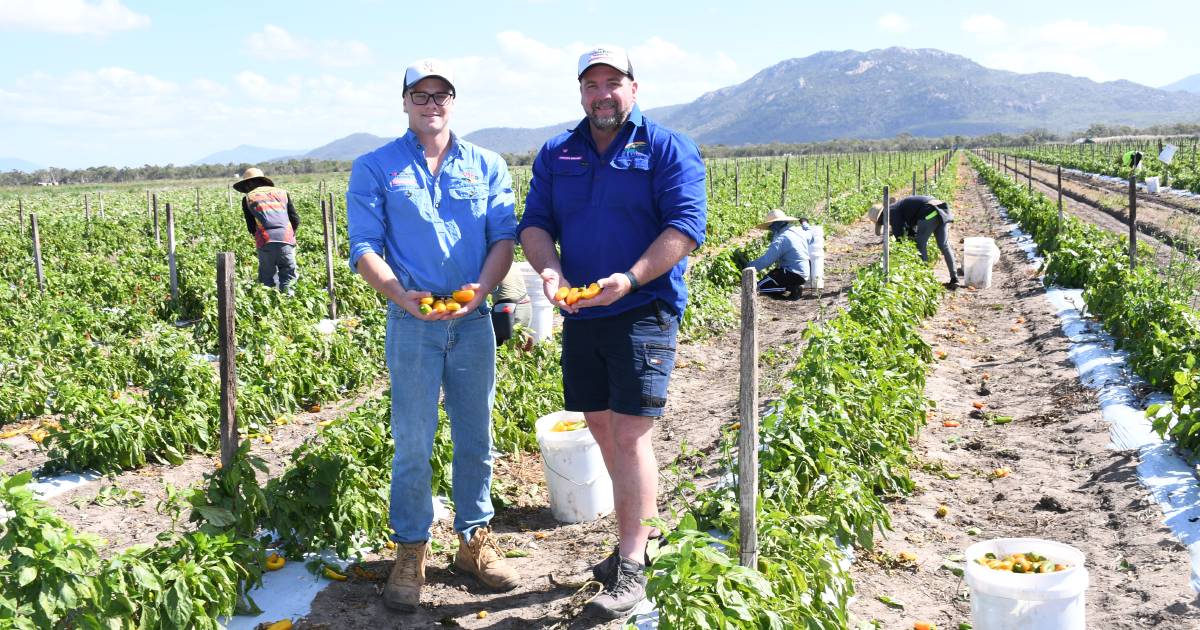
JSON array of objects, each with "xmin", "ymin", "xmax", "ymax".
[{"xmin": 402, "ymin": 129, "xmax": 464, "ymax": 162}]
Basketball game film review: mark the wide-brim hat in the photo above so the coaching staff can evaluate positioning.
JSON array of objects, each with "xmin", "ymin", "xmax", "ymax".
[
  {"xmin": 755, "ymin": 208, "xmax": 800, "ymax": 230},
  {"xmin": 233, "ymin": 167, "xmax": 274, "ymax": 193}
]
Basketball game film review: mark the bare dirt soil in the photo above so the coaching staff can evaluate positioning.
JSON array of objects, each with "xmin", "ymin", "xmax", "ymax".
[
  {"xmin": 847, "ymin": 157, "xmax": 1200, "ymax": 629},
  {"xmin": 296, "ymin": 212, "xmax": 890, "ymax": 629}
]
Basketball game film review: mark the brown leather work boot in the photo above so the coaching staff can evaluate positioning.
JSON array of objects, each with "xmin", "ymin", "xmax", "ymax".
[
  {"xmin": 383, "ymin": 541, "xmax": 428, "ymax": 612},
  {"xmin": 453, "ymin": 526, "xmax": 520, "ymax": 591}
]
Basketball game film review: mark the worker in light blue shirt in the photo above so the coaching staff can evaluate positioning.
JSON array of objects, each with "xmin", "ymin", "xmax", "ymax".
[
  {"xmin": 345, "ymin": 58, "xmax": 519, "ymax": 614},
  {"xmin": 747, "ymin": 208, "xmax": 810, "ymax": 301},
  {"xmin": 518, "ymin": 45, "xmax": 706, "ymax": 619}
]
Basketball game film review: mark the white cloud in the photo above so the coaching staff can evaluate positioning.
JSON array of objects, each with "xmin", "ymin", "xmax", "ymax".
[
  {"xmin": 244, "ymin": 24, "xmax": 373, "ymax": 68},
  {"xmin": 0, "ymin": 0, "xmax": 149, "ymax": 35},
  {"xmin": 978, "ymin": 19, "xmax": 1169, "ymax": 82},
  {"xmin": 877, "ymin": 13, "xmax": 910, "ymax": 34},
  {"xmin": 0, "ymin": 32, "xmax": 746, "ymax": 166},
  {"xmin": 963, "ymin": 14, "xmax": 1006, "ymax": 39},
  {"xmin": 1031, "ymin": 20, "xmax": 1166, "ymax": 51}
]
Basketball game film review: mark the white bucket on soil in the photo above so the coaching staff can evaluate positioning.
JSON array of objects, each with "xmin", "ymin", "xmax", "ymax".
[
  {"xmin": 534, "ymin": 411, "xmax": 614, "ymax": 523},
  {"xmin": 963, "ymin": 236, "xmax": 1001, "ymax": 289},
  {"xmin": 1145, "ymin": 176, "xmax": 1160, "ymax": 193},
  {"xmin": 965, "ymin": 538, "xmax": 1088, "ymax": 630},
  {"xmin": 516, "ymin": 262, "xmax": 554, "ymax": 342},
  {"xmin": 808, "ymin": 225, "xmax": 825, "ymax": 289}
]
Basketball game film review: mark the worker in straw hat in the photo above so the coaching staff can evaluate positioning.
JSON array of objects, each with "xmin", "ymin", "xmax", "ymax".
[
  {"xmin": 233, "ymin": 167, "xmax": 301, "ymax": 294},
  {"xmin": 872, "ymin": 195, "xmax": 959, "ymax": 288},
  {"xmin": 743, "ymin": 208, "xmax": 811, "ymax": 301}
]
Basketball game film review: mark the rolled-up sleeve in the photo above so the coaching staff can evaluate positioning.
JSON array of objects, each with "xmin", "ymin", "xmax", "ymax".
[
  {"xmin": 346, "ymin": 156, "xmax": 385, "ymax": 274},
  {"xmin": 516, "ymin": 146, "xmax": 558, "ymax": 240},
  {"xmin": 653, "ymin": 134, "xmax": 707, "ymax": 249},
  {"xmin": 486, "ymin": 157, "xmax": 517, "ymax": 249}
]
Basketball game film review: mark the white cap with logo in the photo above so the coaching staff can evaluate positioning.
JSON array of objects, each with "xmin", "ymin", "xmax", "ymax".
[
  {"xmin": 404, "ymin": 58, "xmax": 456, "ymax": 93},
  {"xmin": 577, "ymin": 45, "xmax": 634, "ymax": 80}
]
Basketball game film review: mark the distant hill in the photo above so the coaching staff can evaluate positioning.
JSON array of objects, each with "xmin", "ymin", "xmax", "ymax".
[
  {"xmin": 1162, "ymin": 73, "xmax": 1200, "ymax": 93},
  {"xmin": 0, "ymin": 157, "xmax": 43, "ymax": 172},
  {"xmin": 465, "ymin": 48, "xmax": 1200, "ymax": 153},
  {"xmin": 295, "ymin": 133, "xmax": 394, "ymax": 161},
  {"xmin": 193, "ymin": 145, "xmax": 299, "ymax": 165},
  {"xmin": 464, "ymin": 104, "xmax": 687, "ymax": 154}
]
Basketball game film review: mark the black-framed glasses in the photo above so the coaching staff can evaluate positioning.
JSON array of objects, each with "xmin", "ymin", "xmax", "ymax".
[{"xmin": 409, "ymin": 91, "xmax": 454, "ymax": 106}]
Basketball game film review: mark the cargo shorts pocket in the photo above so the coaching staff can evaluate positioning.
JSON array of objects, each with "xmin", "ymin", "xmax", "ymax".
[{"xmin": 637, "ymin": 342, "xmax": 676, "ymax": 411}]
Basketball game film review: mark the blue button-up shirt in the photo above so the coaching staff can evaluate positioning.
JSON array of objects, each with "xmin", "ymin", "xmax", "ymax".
[
  {"xmin": 346, "ymin": 131, "xmax": 516, "ymax": 296},
  {"xmin": 750, "ymin": 224, "xmax": 811, "ymax": 279},
  {"xmin": 518, "ymin": 105, "xmax": 707, "ymax": 319}
]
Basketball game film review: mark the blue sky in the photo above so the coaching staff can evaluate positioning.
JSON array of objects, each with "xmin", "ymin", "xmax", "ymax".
[{"xmin": 1, "ymin": 0, "xmax": 1195, "ymax": 168}]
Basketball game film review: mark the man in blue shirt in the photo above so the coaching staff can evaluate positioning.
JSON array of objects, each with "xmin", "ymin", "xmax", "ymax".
[
  {"xmin": 518, "ymin": 45, "xmax": 707, "ymax": 619},
  {"xmin": 346, "ymin": 58, "xmax": 519, "ymax": 613},
  {"xmin": 747, "ymin": 209, "xmax": 810, "ymax": 300}
]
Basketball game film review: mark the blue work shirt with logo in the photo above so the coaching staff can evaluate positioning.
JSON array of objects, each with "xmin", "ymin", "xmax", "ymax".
[
  {"xmin": 518, "ymin": 105, "xmax": 707, "ymax": 319},
  {"xmin": 346, "ymin": 130, "xmax": 516, "ymax": 296}
]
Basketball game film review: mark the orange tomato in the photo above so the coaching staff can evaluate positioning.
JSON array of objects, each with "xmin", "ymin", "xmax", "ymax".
[
  {"xmin": 566, "ymin": 287, "xmax": 582, "ymax": 305},
  {"xmin": 433, "ymin": 300, "xmax": 447, "ymax": 313},
  {"xmin": 942, "ymin": 420, "xmax": 961, "ymax": 428},
  {"xmin": 581, "ymin": 282, "xmax": 601, "ymax": 299},
  {"xmin": 453, "ymin": 289, "xmax": 475, "ymax": 303},
  {"xmin": 419, "ymin": 296, "xmax": 434, "ymax": 306},
  {"xmin": 554, "ymin": 286, "xmax": 570, "ymax": 301},
  {"xmin": 445, "ymin": 301, "xmax": 462, "ymax": 312}
]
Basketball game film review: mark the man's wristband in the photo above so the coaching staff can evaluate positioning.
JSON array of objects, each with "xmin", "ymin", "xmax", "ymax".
[{"xmin": 623, "ymin": 271, "xmax": 641, "ymax": 292}]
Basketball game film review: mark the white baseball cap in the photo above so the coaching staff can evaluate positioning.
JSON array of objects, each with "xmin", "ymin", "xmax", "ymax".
[
  {"xmin": 404, "ymin": 58, "xmax": 456, "ymax": 93},
  {"xmin": 577, "ymin": 45, "xmax": 634, "ymax": 80}
]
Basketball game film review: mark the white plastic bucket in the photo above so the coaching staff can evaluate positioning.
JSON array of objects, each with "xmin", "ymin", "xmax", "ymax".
[
  {"xmin": 534, "ymin": 411, "xmax": 614, "ymax": 523},
  {"xmin": 1145, "ymin": 176, "xmax": 1160, "ymax": 193},
  {"xmin": 516, "ymin": 262, "xmax": 554, "ymax": 342},
  {"xmin": 963, "ymin": 236, "xmax": 1001, "ymax": 289},
  {"xmin": 965, "ymin": 538, "xmax": 1088, "ymax": 630},
  {"xmin": 807, "ymin": 225, "xmax": 825, "ymax": 289}
]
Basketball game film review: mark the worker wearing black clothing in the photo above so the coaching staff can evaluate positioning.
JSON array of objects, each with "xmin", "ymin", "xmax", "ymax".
[
  {"xmin": 234, "ymin": 167, "xmax": 301, "ymax": 294},
  {"xmin": 874, "ymin": 195, "xmax": 959, "ymax": 288}
]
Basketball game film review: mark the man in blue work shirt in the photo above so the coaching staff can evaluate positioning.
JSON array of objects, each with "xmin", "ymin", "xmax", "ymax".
[
  {"xmin": 518, "ymin": 45, "xmax": 707, "ymax": 619},
  {"xmin": 346, "ymin": 58, "xmax": 519, "ymax": 613},
  {"xmin": 747, "ymin": 208, "xmax": 810, "ymax": 300}
]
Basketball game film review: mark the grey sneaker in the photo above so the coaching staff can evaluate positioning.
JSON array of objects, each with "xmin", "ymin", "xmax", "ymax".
[
  {"xmin": 586, "ymin": 557, "xmax": 647, "ymax": 619},
  {"xmin": 590, "ymin": 537, "xmax": 657, "ymax": 584}
]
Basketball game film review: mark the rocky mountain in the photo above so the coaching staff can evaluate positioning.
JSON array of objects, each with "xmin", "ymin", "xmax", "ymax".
[
  {"xmin": 193, "ymin": 145, "xmax": 299, "ymax": 166},
  {"xmin": 464, "ymin": 48, "xmax": 1200, "ymax": 153},
  {"xmin": 1162, "ymin": 73, "xmax": 1200, "ymax": 93}
]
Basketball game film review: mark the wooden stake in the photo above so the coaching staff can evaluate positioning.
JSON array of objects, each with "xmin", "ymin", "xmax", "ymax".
[
  {"xmin": 737, "ymin": 266, "xmax": 759, "ymax": 570},
  {"xmin": 166, "ymin": 203, "xmax": 178, "ymax": 303},
  {"xmin": 152, "ymin": 193, "xmax": 160, "ymax": 246},
  {"xmin": 882, "ymin": 186, "xmax": 891, "ymax": 282},
  {"xmin": 217, "ymin": 252, "xmax": 238, "ymax": 469},
  {"xmin": 780, "ymin": 156, "xmax": 789, "ymax": 208},
  {"xmin": 734, "ymin": 160, "xmax": 741, "ymax": 207},
  {"xmin": 321, "ymin": 200, "xmax": 337, "ymax": 320},
  {"xmin": 1128, "ymin": 173, "xmax": 1137, "ymax": 270},
  {"xmin": 84, "ymin": 193, "xmax": 90, "ymax": 222},
  {"xmin": 17, "ymin": 198, "xmax": 24, "ymax": 233},
  {"xmin": 1057, "ymin": 165, "xmax": 1063, "ymax": 227},
  {"xmin": 31, "ymin": 214, "xmax": 45, "ymax": 293}
]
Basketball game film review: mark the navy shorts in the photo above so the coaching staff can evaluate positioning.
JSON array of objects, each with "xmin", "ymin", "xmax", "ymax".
[{"xmin": 561, "ymin": 300, "xmax": 679, "ymax": 417}]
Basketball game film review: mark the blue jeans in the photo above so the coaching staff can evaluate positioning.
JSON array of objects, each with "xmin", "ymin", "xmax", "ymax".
[
  {"xmin": 385, "ymin": 303, "xmax": 496, "ymax": 543},
  {"xmin": 256, "ymin": 242, "xmax": 297, "ymax": 293}
]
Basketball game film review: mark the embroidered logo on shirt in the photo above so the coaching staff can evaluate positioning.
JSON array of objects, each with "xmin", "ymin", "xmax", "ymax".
[
  {"xmin": 460, "ymin": 170, "xmax": 481, "ymax": 183},
  {"xmin": 388, "ymin": 171, "xmax": 418, "ymax": 188},
  {"xmin": 623, "ymin": 141, "xmax": 648, "ymax": 153},
  {"xmin": 558, "ymin": 155, "xmax": 583, "ymax": 161}
]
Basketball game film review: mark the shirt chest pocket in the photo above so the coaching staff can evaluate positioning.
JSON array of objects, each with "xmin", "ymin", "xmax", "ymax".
[
  {"xmin": 549, "ymin": 160, "xmax": 591, "ymax": 213},
  {"xmin": 447, "ymin": 183, "xmax": 488, "ymax": 216}
]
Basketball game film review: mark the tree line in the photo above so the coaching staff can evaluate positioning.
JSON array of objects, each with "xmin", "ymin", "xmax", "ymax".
[{"xmin": 0, "ymin": 159, "xmax": 351, "ymax": 187}]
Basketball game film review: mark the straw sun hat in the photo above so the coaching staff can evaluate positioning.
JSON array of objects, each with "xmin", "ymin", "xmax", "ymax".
[
  {"xmin": 233, "ymin": 167, "xmax": 274, "ymax": 193},
  {"xmin": 755, "ymin": 209, "xmax": 801, "ymax": 230}
]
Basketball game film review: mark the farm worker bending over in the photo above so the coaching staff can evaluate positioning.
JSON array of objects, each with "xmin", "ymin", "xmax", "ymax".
[
  {"xmin": 874, "ymin": 195, "xmax": 960, "ymax": 289},
  {"xmin": 345, "ymin": 58, "xmax": 519, "ymax": 613},
  {"xmin": 233, "ymin": 167, "xmax": 300, "ymax": 294},
  {"xmin": 746, "ymin": 209, "xmax": 810, "ymax": 301},
  {"xmin": 519, "ymin": 45, "xmax": 707, "ymax": 619}
]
